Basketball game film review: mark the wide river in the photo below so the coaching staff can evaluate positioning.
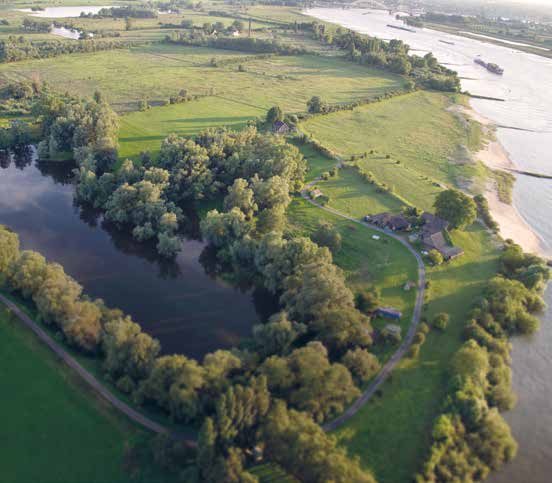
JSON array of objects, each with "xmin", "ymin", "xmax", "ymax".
[
  {"xmin": 307, "ymin": 8, "xmax": 552, "ymax": 483},
  {"xmin": 0, "ymin": 152, "xmax": 265, "ymax": 360}
]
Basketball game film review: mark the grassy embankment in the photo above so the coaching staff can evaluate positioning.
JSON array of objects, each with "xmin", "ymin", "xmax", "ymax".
[
  {"xmin": 292, "ymin": 91, "xmax": 502, "ymax": 482},
  {"xmin": 0, "ymin": 302, "xmax": 181, "ymax": 483}
]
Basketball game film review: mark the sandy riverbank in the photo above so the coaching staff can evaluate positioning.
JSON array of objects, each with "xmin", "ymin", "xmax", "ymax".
[{"xmin": 466, "ymin": 104, "xmax": 546, "ymax": 255}]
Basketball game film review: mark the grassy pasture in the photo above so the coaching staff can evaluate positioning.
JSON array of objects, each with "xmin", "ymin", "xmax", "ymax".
[
  {"xmin": 0, "ymin": 304, "xmax": 137, "ymax": 483},
  {"xmin": 287, "ymin": 197, "xmax": 418, "ymax": 345},
  {"xmin": 296, "ymin": 94, "xmax": 501, "ymax": 482},
  {"xmin": 302, "ymin": 91, "xmax": 484, "ymax": 210},
  {"xmin": 335, "ymin": 224, "xmax": 500, "ymax": 483},
  {"xmin": 0, "ymin": 44, "xmax": 404, "ymax": 113}
]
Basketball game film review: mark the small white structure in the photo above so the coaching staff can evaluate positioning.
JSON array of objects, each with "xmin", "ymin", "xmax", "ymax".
[{"xmin": 372, "ymin": 235, "xmax": 381, "ymax": 241}]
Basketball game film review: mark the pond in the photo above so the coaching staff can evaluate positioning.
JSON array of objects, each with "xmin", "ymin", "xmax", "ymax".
[
  {"xmin": 50, "ymin": 26, "xmax": 84, "ymax": 40},
  {"xmin": 0, "ymin": 149, "xmax": 268, "ymax": 360},
  {"xmin": 16, "ymin": 6, "xmax": 117, "ymax": 18}
]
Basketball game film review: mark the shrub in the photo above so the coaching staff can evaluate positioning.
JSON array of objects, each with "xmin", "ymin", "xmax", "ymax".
[{"xmin": 433, "ymin": 312, "xmax": 450, "ymax": 331}]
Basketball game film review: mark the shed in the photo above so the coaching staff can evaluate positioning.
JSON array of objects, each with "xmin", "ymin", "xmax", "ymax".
[{"xmin": 376, "ymin": 307, "xmax": 403, "ymax": 320}]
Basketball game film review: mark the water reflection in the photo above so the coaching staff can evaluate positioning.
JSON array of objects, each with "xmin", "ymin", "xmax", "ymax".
[{"xmin": 0, "ymin": 151, "xmax": 267, "ymax": 359}]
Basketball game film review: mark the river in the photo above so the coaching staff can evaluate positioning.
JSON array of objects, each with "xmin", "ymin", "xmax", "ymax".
[
  {"xmin": 0, "ymin": 151, "xmax": 265, "ymax": 361},
  {"xmin": 306, "ymin": 8, "xmax": 552, "ymax": 483}
]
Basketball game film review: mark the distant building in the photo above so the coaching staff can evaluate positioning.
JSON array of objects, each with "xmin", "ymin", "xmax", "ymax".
[
  {"xmin": 273, "ymin": 120, "xmax": 290, "ymax": 135},
  {"xmin": 375, "ymin": 307, "xmax": 403, "ymax": 320},
  {"xmin": 310, "ymin": 188, "xmax": 323, "ymax": 199}
]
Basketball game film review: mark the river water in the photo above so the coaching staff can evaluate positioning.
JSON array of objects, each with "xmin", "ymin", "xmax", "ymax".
[
  {"xmin": 307, "ymin": 8, "xmax": 552, "ymax": 483},
  {"xmin": 16, "ymin": 6, "xmax": 117, "ymax": 18},
  {"xmin": 0, "ymin": 151, "xmax": 264, "ymax": 360}
]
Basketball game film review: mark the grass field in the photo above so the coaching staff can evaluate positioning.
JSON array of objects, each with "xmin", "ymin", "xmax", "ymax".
[
  {"xmin": 0, "ymin": 44, "xmax": 405, "ymax": 113},
  {"xmin": 302, "ymin": 91, "xmax": 484, "ymax": 211},
  {"xmin": 296, "ymin": 101, "xmax": 502, "ymax": 481},
  {"xmin": 0, "ymin": 304, "xmax": 139, "ymax": 483},
  {"xmin": 335, "ymin": 224, "xmax": 500, "ymax": 483},
  {"xmin": 287, "ymin": 197, "xmax": 418, "ymax": 348}
]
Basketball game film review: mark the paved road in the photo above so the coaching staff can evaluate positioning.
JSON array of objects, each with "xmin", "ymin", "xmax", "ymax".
[
  {"xmin": 300, "ymin": 184, "xmax": 426, "ymax": 432},
  {"xmin": 0, "ymin": 293, "xmax": 194, "ymax": 442}
]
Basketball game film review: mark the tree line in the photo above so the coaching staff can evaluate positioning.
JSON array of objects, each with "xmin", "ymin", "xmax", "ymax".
[
  {"xmin": 310, "ymin": 23, "xmax": 461, "ymax": 92},
  {"xmin": 165, "ymin": 31, "xmax": 311, "ymax": 55},
  {"xmin": 0, "ymin": 36, "xmax": 130, "ymax": 63},
  {"xmin": 417, "ymin": 241, "xmax": 550, "ymax": 481}
]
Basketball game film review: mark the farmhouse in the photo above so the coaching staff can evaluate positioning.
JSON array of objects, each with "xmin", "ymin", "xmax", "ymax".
[
  {"xmin": 273, "ymin": 120, "xmax": 291, "ymax": 135},
  {"xmin": 368, "ymin": 212, "xmax": 411, "ymax": 231},
  {"xmin": 420, "ymin": 222, "xmax": 464, "ymax": 260},
  {"xmin": 421, "ymin": 212, "xmax": 449, "ymax": 234}
]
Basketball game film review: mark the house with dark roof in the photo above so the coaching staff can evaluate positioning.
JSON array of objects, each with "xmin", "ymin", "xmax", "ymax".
[
  {"xmin": 421, "ymin": 212, "xmax": 449, "ymax": 234},
  {"xmin": 368, "ymin": 212, "xmax": 411, "ymax": 231},
  {"xmin": 273, "ymin": 120, "xmax": 290, "ymax": 135},
  {"xmin": 421, "ymin": 226, "xmax": 464, "ymax": 260}
]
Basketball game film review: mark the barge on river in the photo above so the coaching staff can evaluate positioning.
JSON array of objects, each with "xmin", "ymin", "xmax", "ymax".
[{"xmin": 474, "ymin": 57, "xmax": 504, "ymax": 75}]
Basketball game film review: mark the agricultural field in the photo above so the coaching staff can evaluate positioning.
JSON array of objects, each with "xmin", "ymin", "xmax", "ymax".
[{"xmin": 302, "ymin": 91, "xmax": 484, "ymax": 211}]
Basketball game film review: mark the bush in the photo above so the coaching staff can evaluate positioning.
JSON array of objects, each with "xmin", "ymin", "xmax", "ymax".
[
  {"xmin": 418, "ymin": 322, "xmax": 430, "ymax": 334},
  {"xmin": 433, "ymin": 312, "xmax": 450, "ymax": 331},
  {"xmin": 407, "ymin": 343, "xmax": 420, "ymax": 358},
  {"xmin": 427, "ymin": 249, "xmax": 444, "ymax": 266},
  {"xmin": 413, "ymin": 331, "xmax": 426, "ymax": 345}
]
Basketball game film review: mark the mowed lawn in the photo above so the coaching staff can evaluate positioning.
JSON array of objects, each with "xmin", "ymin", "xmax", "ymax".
[
  {"xmin": 287, "ymin": 197, "xmax": 418, "ymax": 340},
  {"xmin": 0, "ymin": 305, "xmax": 143, "ymax": 483},
  {"xmin": 0, "ymin": 44, "xmax": 405, "ymax": 113},
  {"xmin": 314, "ymin": 165, "xmax": 406, "ymax": 218},
  {"xmin": 302, "ymin": 91, "xmax": 483, "ymax": 211}
]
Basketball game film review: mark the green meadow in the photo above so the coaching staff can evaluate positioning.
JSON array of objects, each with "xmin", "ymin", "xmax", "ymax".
[
  {"xmin": 296, "ymin": 101, "xmax": 501, "ymax": 482},
  {"xmin": 0, "ymin": 305, "xmax": 137, "ymax": 483},
  {"xmin": 302, "ymin": 91, "xmax": 484, "ymax": 211},
  {"xmin": 0, "ymin": 44, "xmax": 405, "ymax": 113}
]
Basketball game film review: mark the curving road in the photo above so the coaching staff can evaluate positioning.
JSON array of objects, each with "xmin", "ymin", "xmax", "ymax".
[
  {"xmin": 1, "ymin": 175, "xmax": 425, "ymax": 440},
  {"xmin": 0, "ymin": 293, "xmax": 194, "ymax": 442},
  {"xmin": 300, "ymin": 180, "xmax": 426, "ymax": 432}
]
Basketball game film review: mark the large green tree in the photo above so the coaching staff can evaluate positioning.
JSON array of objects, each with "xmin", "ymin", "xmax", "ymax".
[{"xmin": 434, "ymin": 189, "xmax": 477, "ymax": 230}]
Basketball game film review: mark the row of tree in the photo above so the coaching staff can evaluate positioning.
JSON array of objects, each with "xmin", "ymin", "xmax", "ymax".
[
  {"xmin": 0, "ymin": 36, "xmax": 128, "ymax": 63},
  {"xmin": 311, "ymin": 23, "xmax": 461, "ymax": 92},
  {"xmin": 165, "ymin": 31, "xmax": 310, "ymax": 55},
  {"xmin": 0, "ymin": 219, "xmax": 377, "ymax": 481},
  {"xmin": 418, "ymin": 241, "xmax": 550, "ymax": 481}
]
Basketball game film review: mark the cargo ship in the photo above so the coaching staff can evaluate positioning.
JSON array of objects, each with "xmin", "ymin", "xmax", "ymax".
[{"xmin": 474, "ymin": 57, "xmax": 504, "ymax": 75}]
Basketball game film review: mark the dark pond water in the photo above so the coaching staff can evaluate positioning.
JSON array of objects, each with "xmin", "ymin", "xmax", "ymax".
[{"xmin": 0, "ymin": 150, "xmax": 267, "ymax": 360}]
